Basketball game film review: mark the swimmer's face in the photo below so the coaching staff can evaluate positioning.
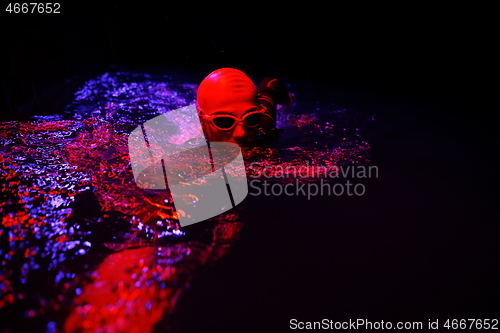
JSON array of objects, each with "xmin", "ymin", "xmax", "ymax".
[
  {"xmin": 197, "ymin": 68, "xmax": 261, "ymax": 147},
  {"xmin": 199, "ymin": 101, "xmax": 262, "ymax": 146}
]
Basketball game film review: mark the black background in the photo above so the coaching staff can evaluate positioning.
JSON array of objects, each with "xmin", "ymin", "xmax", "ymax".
[
  {"xmin": 1, "ymin": 2, "xmax": 498, "ymax": 332},
  {"xmin": 2, "ymin": 2, "xmax": 497, "ymax": 121}
]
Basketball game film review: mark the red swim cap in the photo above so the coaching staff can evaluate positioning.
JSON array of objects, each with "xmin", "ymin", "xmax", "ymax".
[{"xmin": 196, "ymin": 68, "xmax": 259, "ymax": 113}]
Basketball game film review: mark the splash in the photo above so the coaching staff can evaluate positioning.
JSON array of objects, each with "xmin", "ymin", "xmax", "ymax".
[{"xmin": 0, "ymin": 71, "xmax": 372, "ymax": 332}]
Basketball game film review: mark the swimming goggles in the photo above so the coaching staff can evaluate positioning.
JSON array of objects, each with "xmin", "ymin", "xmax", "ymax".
[{"xmin": 199, "ymin": 109, "xmax": 264, "ymax": 131}]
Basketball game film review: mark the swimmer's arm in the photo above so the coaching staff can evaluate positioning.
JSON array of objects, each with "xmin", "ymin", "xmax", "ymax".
[{"xmin": 257, "ymin": 77, "xmax": 292, "ymax": 130}]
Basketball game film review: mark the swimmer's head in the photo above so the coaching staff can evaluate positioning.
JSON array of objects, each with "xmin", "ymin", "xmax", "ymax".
[{"xmin": 197, "ymin": 68, "xmax": 262, "ymax": 146}]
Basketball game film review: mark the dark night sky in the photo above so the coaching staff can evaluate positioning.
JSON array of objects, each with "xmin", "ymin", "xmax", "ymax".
[{"xmin": 1, "ymin": 2, "xmax": 496, "ymax": 121}]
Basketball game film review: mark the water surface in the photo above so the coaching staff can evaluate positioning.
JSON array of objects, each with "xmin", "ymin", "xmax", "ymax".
[{"xmin": 0, "ymin": 71, "xmax": 372, "ymax": 332}]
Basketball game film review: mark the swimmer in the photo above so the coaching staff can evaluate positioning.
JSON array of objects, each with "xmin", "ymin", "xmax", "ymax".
[{"xmin": 197, "ymin": 68, "xmax": 293, "ymax": 147}]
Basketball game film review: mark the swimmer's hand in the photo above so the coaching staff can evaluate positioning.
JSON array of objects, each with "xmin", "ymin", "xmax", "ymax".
[{"xmin": 257, "ymin": 77, "xmax": 293, "ymax": 106}]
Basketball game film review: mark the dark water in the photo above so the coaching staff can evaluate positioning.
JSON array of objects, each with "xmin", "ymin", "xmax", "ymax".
[{"xmin": 0, "ymin": 72, "xmax": 373, "ymax": 332}]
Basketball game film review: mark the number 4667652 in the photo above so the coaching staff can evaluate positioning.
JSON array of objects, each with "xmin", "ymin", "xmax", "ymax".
[{"xmin": 6, "ymin": 3, "xmax": 60, "ymax": 13}]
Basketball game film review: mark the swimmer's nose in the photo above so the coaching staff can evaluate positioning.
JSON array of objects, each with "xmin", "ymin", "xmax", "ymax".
[{"xmin": 232, "ymin": 123, "xmax": 246, "ymax": 145}]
